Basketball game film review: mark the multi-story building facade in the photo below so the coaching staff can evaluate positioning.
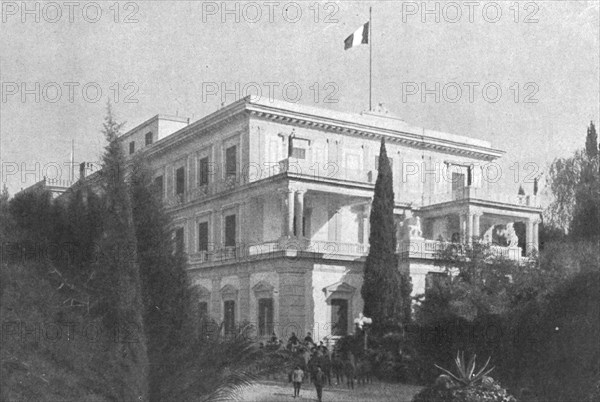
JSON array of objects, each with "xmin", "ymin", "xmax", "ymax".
[{"xmin": 92, "ymin": 96, "xmax": 541, "ymax": 341}]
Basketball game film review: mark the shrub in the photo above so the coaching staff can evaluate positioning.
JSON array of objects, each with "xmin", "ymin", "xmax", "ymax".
[{"xmin": 412, "ymin": 353, "xmax": 516, "ymax": 402}]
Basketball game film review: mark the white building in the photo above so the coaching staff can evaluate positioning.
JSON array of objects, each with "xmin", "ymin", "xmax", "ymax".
[{"xmin": 93, "ymin": 96, "xmax": 541, "ymax": 342}]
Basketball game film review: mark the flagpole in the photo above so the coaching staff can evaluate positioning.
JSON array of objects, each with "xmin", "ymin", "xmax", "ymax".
[{"xmin": 369, "ymin": 6, "xmax": 372, "ymax": 111}]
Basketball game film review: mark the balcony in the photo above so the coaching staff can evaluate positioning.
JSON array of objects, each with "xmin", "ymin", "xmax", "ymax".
[
  {"xmin": 398, "ymin": 238, "xmax": 523, "ymax": 261},
  {"xmin": 187, "ymin": 237, "xmax": 523, "ymax": 266},
  {"xmin": 188, "ymin": 239, "xmax": 370, "ymax": 265},
  {"xmin": 421, "ymin": 187, "xmax": 540, "ymax": 208}
]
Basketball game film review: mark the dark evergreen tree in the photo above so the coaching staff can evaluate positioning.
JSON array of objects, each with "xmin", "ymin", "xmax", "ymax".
[
  {"xmin": 91, "ymin": 103, "xmax": 148, "ymax": 400},
  {"xmin": 56, "ymin": 184, "xmax": 103, "ymax": 282},
  {"xmin": 571, "ymin": 121, "xmax": 599, "ymax": 239},
  {"xmin": 129, "ymin": 156, "xmax": 195, "ymax": 402},
  {"xmin": 0, "ymin": 184, "xmax": 10, "ymax": 244},
  {"xmin": 361, "ymin": 138, "xmax": 411, "ymax": 332},
  {"xmin": 585, "ymin": 120, "xmax": 598, "ymax": 159}
]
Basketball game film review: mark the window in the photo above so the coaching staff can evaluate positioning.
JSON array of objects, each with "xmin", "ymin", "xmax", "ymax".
[
  {"xmin": 225, "ymin": 146, "xmax": 237, "ymax": 179},
  {"xmin": 331, "ymin": 299, "xmax": 348, "ymax": 336},
  {"xmin": 291, "ymin": 147, "xmax": 306, "ymax": 159},
  {"xmin": 289, "ymin": 137, "xmax": 309, "ymax": 160},
  {"xmin": 198, "ymin": 221, "xmax": 209, "ymax": 252},
  {"xmin": 426, "ymin": 272, "xmax": 450, "ymax": 293},
  {"xmin": 199, "ymin": 156, "xmax": 210, "ymax": 186},
  {"xmin": 129, "ymin": 141, "xmax": 135, "ymax": 154},
  {"xmin": 176, "ymin": 167, "xmax": 185, "ymax": 195},
  {"xmin": 258, "ymin": 298, "xmax": 274, "ymax": 336},
  {"xmin": 374, "ymin": 155, "xmax": 393, "ymax": 170},
  {"xmin": 199, "ymin": 301, "xmax": 208, "ymax": 320},
  {"xmin": 224, "ymin": 300, "xmax": 235, "ymax": 335},
  {"xmin": 224, "ymin": 214, "xmax": 236, "ymax": 247},
  {"xmin": 174, "ymin": 227, "xmax": 184, "ymax": 255},
  {"xmin": 145, "ymin": 132, "xmax": 153, "ymax": 146},
  {"xmin": 153, "ymin": 176, "xmax": 164, "ymax": 198}
]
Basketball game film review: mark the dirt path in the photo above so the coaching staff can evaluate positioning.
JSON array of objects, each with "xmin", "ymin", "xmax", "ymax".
[{"xmin": 234, "ymin": 380, "xmax": 423, "ymax": 401}]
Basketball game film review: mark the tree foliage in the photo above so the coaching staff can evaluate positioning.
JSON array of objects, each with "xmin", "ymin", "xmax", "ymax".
[
  {"xmin": 416, "ymin": 242, "xmax": 566, "ymax": 324},
  {"xmin": 362, "ymin": 138, "xmax": 411, "ymax": 332},
  {"xmin": 1, "ymin": 103, "xmax": 287, "ymax": 401},
  {"xmin": 545, "ymin": 120, "xmax": 599, "ymax": 238},
  {"xmin": 570, "ymin": 122, "xmax": 599, "ymax": 239},
  {"xmin": 544, "ymin": 150, "xmax": 584, "ymax": 233},
  {"xmin": 0, "ymin": 184, "xmax": 10, "ymax": 243},
  {"xmin": 89, "ymin": 103, "xmax": 149, "ymax": 400},
  {"xmin": 129, "ymin": 157, "xmax": 195, "ymax": 401}
]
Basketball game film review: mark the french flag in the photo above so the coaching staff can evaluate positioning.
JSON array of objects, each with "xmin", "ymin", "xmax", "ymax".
[{"xmin": 344, "ymin": 22, "xmax": 369, "ymax": 50}]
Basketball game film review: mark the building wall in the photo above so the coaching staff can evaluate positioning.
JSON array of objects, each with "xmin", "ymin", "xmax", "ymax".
[
  {"xmin": 406, "ymin": 261, "xmax": 446, "ymax": 297},
  {"xmin": 311, "ymin": 262, "xmax": 364, "ymax": 340},
  {"xmin": 248, "ymin": 116, "xmax": 490, "ymax": 206}
]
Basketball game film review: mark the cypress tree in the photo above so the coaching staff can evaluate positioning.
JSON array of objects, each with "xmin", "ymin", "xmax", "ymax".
[
  {"xmin": 585, "ymin": 121, "xmax": 598, "ymax": 159},
  {"xmin": 361, "ymin": 138, "xmax": 410, "ymax": 333},
  {"xmin": 129, "ymin": 157, "xmax": 194, "ymax": 401},
  {"xmin": 571, "ymin": 121, "xmax": 599, "ymax": 239},
  {"xmin": 92, "ymin": 103, "xmax": 149, "ymax": 400}
]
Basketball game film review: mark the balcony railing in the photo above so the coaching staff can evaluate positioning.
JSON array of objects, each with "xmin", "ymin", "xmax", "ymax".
[
  {"xmin": 421, "ymin": 187, "xmax": 540, "ymax": 208},
  {"xmin": 398, "ymin": 238, "xmax": 523, "ymax": 260},
  {"xmin": 163, "ymin": 162, "xmax": 539, "ymax": 210},
  {"xmin": 188, "ymin": 238, "xmax": 523, "ymax": 265},
  {"xmin": 187, "ymin": 236, "xmax": 526, "ymax": 266},
  {"xmin": 188, "ymin": 239, "xmax": 370, "ymax": 264},
  {"xmin": 45, "ymin": 178, "xmax": 76, "ymax": 188}
]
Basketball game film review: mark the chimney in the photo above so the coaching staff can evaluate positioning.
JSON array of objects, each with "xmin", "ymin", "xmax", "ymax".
[{"xmin": 79, "ymin": 162, "xmax": 86, "ymax": 180}]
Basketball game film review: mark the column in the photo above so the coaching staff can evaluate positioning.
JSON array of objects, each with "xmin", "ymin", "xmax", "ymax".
[
  {"xmin": 473, "ymin": 213, "xmax": 481, "ymax": 241},
  {"xmin": 278, "ymin": 190, "xmax": 287, "ymax": 238},
  {"xmin": 287, "ymin": 188, "xmax": 295, "ymax": 237},
  {"xmin": 466, "ymin": 213, "xmax": 474, "ymax": 244},
  {"xmin": 362, "ymin": 204, "xmax": 371, "ymax": 244},
  {"xmin": 295, "ymin": 189, "xmax": 306, "ymax": 237},
  {"xmin": 526, "ymin": 219, "xmax": 534, "ymax": 255},
  {"xmin": 533, "ymin": 219, "xmax": 539, "ymax": 254},
  {"xmin": 459, "ymin": 213, "xmax": 466, "ymax": 242}
]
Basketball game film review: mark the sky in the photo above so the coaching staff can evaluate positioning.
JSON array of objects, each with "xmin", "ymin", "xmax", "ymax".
[{"xmin": 1, "ymin": 0, "xmax": 598, "ymax": 198}]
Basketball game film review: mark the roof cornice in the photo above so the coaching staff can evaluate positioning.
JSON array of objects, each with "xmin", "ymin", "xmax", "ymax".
[
  {"xmin": 137, "ymin": 96, "xmax": 505, "ymax": 161},
  {"xmin": 142, "ymin": 99, "xmax": 249, "ymax": 158},
  {"xmin": 245, "ymin": 100, "xmax": 504, "ymax": 160}
]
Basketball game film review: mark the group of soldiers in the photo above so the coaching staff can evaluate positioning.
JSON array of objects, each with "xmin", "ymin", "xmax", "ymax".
[
  {"xmin": 258, "ymin": 330, "xmax": 375, "ymax": 393},
  {"xmin": 286, "ymin": 332, "xmax": 374, "ymax": 390}
]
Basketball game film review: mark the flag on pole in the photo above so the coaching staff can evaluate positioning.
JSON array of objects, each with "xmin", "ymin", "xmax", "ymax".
[{"xmin": 344, "ymin": 22, "xmax": 369, "ymax": 50}]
